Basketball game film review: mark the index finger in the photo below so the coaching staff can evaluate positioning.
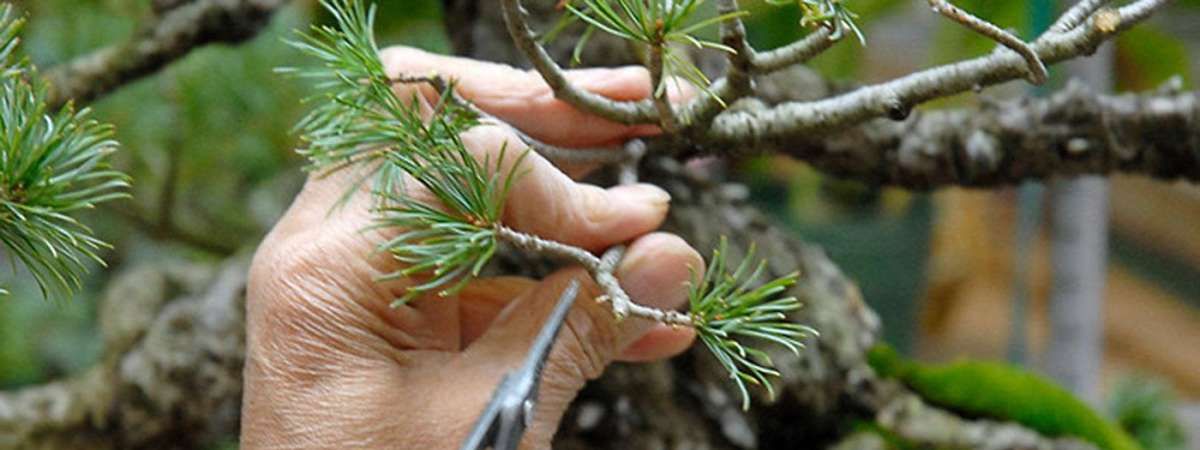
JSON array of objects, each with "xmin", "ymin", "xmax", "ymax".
[{"xmin": 380, "ymin": 46, "xmax": 695, "ymax": 148}]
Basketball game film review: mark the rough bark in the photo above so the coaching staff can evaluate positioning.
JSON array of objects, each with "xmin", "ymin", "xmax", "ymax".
[
  {"xmin": 0, "ymin": 258, "xmax": 248, "ymax": 449},
  {"xmin": 768, "ymin": 82, "xmax": 1200, "ymax": 189}
]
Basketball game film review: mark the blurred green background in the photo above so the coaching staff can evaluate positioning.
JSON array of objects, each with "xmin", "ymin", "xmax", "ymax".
[{"xmin": 0, "ymin": 0, "xmax": 1197, "ymax": 447}]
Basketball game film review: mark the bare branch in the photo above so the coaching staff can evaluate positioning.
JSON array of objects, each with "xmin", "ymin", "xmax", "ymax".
[
  {"xmin": 44, "ymin": 0, "xmax": 290, "ymax": 109},
  {"xmin": 772, "ymin": 83, "xmax": 1199, "ymax": 188},
  {"xmin": 679, "ymin": 27, "xmax": 838, "ymax": 131},
  {"xmin": 1115, "ymin": 0, "xmax": 1172, "ymax": 26},
  {"xmin": 706, "ymin": 1, "xmax": 1168, "ymax": 151},
  {"xmin": 496, "ymin": 225, "xmax": 694, "ymax": 325},
  {"xmin": 617, "ymin": 139, "xmax": 647, "ymax": 184},
  {"xmin": 927, "ymin": 0, "xmax": 1048, "ymax": 84},
  {"xmin": 717, "ymin": 0, "xmax": 754, "ymax": 98},
  {"xmin": 749, "ymin": 26, "xmax": 837, "ymax": 74},
  {"xmin": 498, "ymin": 0, "xmax": 659, "ymax": 124}
]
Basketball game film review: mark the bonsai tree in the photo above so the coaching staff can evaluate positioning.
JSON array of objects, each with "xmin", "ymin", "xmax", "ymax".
[{"xmin": 0, "ymin": 0, "xmax": 1194, "ymax": 448}]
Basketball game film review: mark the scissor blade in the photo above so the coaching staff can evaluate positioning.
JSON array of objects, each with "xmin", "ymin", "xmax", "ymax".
[
  {"xmin": 518, "ymin": 280, "xmax": 580, "ymax": 385},
  {"xmin": 459, "ymin": 280, "xmax": 581, "ymax": 450}
]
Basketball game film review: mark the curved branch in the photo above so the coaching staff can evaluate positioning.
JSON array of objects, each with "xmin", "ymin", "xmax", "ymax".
[
  {"xmin": 928, "ymin": 0, "xmax": 1047, "ymax": 84},
  {"xmin": 705, "ymin": 1, "xmax": 1163, "ymax": 150},
  {"xmin": 45, "ymin": 0, "xmax": 290, "ymax": 109},
  {"xmin": 498, "ymin": 0, "xmax": 659, "ymax": 125},
  {"xmin": 749, "ymin": 26, "xmax": 837, "ymax": 74}
]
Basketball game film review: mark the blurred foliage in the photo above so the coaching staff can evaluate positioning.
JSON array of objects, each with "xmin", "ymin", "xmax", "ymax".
[
  {"xmin": 1107, "ymin": 376, "xmax": 1188, "ymax": 450},
  {"xmin": 0, "ymin": 0, "xmax": 448, "ymax": 388},
  {"xmin": 1116, "ymin": 25, "xmax": 1193, "ymax": 91},
  {"xmin": 738, "ymin": 0, "xmax": 1200, "ymax": 356},
  {"xmin": 870, "ymin": 345, "xmax": 1144, "ymax": 450},
  {"xmin": 743, "ymin": 0, "xmax": 906, "ymax": 80},
  {"xmin": 850, "ymin": 421, "xmax": 926, "ymax": 450}
]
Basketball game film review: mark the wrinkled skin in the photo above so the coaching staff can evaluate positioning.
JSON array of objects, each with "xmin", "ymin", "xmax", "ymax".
[{"xmin": 242, "ymin": 47, "xmax": 700, "ymax": 449}]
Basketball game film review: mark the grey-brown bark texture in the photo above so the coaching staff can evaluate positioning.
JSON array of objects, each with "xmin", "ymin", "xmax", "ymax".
[{"xmin": 0, "ymin": 259, "xmax": 248, "ymax": 449}]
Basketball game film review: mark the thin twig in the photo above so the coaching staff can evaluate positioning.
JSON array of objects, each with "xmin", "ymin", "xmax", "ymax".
[
  {"xmin": 718, "ymin": 0, "xmax": 755, "ymax": 98},
  {"xmin": 927, "ymin": 0, "xmax": 1048, "ymax": 85},
  {"xmin": 617, "ymin": 139, "xmax": 647, "ymax": 185},
  {"xmin": 496, "ymin": 225, "xmax": 693, "ymax": 326},
  {"xmin": 648, "ymin": 44, "xmax": 681, "ymax": 133},
  {"xmin": 750, "ymin": 26, "xmax": 838, "ymax": 74},
  {"xmin": 680, "ymin": 27, "xmax": 837, "ymax": 128},
  {"xmin": 498, "ymin": 0, "xmax": 659, "ymax": 125}
]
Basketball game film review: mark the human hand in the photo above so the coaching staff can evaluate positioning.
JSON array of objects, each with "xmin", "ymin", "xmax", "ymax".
[{"xmin": 242, "ymin": 47, "xmax": 700, "ymax": 449}]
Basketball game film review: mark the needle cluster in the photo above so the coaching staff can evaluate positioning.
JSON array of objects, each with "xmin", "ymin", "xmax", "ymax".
[
  {"xmin": 561, "ymin": 0, "xmax": 746, "ymax": 98},
  {"xmin": 284, "ymin": 0, "xmax": 523, "ymax": 304},
  {"xmin": 372, "ymin": 94, "xmax": 525, "ymax": 304},
  {"xmin": 690, "ymin": 239, "xmax": 814, "ymax": 409},
  {"xmin": 0, "ymin": 5, "xmax": 128, "ymax": 300},
  {"xmin": 769, "ymin": 0, "xmax": 865, "ymax": 44}
]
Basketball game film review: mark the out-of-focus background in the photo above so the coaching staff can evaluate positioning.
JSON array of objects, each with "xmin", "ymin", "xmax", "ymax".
[{"xmin": 0, "ymin": 0, "xmax": 1196, "ymax": 448}]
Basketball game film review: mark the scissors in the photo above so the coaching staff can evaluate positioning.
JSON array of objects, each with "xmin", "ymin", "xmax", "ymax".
[{"xmin": 459, "ymin": 280, "xmax": 580, "ymax": 450}]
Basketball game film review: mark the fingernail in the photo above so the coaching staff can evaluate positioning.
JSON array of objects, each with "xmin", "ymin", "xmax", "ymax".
[{"xmin": 610, "ymin": 183, "xmax": 670, "ymax": 207}]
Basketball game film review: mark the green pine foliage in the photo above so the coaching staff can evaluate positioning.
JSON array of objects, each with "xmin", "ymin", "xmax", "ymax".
[
  {"xmin": 283, "ymin": 0, "xmax": 522, "ymax": 304},
  {"xmin": 561, "ymin": 0, "xmax": 747, "ymax": 98},
  {"xmin": 868, "ymin": 345, "xmax": 1144, "ymax": 450},
  {"xmin": 1107, "ymin": 377, "xmax": 1187, "ymax": 450},
  {"xmin": 765, "ymin": 0, "xmax": 865, "ymax": 44},
  {"xmin": 690, "ymin": 239, "xmax": 814, "ymax": 409},
  {"xmin": 0, "ymin": 4, "xmax": 128, "ymax": 300},
  {"xmin": 286, "ymin": 0, "xmax": 814, "ymax": 408},
  {"xmin": 371, "ymin": 91, "xmax": 526, "ymax": 305}
]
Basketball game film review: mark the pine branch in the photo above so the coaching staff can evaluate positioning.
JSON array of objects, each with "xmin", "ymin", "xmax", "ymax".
[
  {"xmin": 562, "ymin": 0, "xmax": 746, "ymax": 106},
  {"xmin": 0, "ymin": 5, "xmax": 129, "ymax": 300},
  {"xmin": 500, "ymin": 0, "xmax": 660, "ymax": 124},
  {"xmin": 689, "ymin": 238, "xmax": 814, "ymax": 410},
  {"xmin": 704, "ymin": 1, "xmax": 1168, "ymax": 152}
]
